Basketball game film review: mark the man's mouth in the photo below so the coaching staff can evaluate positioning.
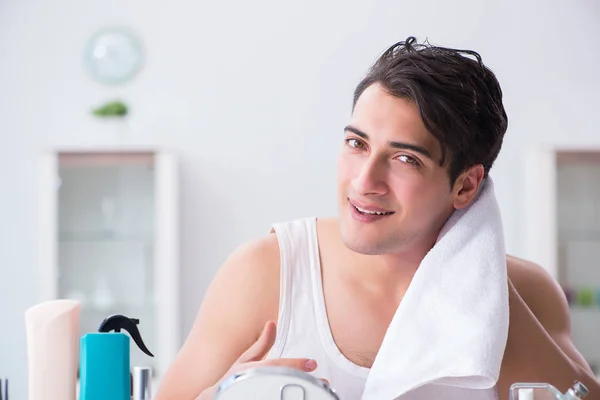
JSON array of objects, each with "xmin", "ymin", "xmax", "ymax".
[
  {"xmin": 353, "ymin": 204, "xmax": 394, "ymax": 216},
  {"xmin": 350, "ymin": 200, "xmax": 395, "ymax": 216}
]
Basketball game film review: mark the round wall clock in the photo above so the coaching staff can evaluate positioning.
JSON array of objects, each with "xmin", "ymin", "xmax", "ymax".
[{"xmin": 84, "ymin": 26, "xmax": 145, "ymax": 85}]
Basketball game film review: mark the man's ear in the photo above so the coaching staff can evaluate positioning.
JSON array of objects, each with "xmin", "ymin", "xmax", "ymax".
[{"xmin": 452, "ymin": 164, "xmax": 485, "ymax": 209}]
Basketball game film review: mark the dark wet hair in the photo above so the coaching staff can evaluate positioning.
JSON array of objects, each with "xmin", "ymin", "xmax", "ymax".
[{"xmin": 353, "ymin": 36, "xmax": 508, "ymax": 185}]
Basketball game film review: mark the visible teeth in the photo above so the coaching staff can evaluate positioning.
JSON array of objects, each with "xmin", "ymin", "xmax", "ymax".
[{"xmin": 355, "ymin": 205, "xmax": 390, "ymax": 215}]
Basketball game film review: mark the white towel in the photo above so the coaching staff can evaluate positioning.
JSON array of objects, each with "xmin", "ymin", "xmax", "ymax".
[{"xmin": 361, "ymin": 177, "xmax": 510, "ymax": 400}]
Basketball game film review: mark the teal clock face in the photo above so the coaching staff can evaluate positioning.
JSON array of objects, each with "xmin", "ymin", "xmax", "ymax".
[{"xmin": 84, "ymin": 26, "xmax": 145, "ymax": 85}]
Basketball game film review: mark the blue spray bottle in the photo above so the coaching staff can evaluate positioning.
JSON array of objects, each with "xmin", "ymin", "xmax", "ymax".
[{"xmin": 79, "ymin": 315, "xmax": 154, "ymax": 400}]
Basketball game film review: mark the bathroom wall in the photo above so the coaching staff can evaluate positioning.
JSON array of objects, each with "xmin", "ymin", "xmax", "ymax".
[{"xmin": 1, "ymin": 0, "xmax": 600, "ymax": 396}]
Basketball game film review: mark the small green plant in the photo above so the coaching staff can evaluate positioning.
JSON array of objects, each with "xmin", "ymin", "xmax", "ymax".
[{"xmin": 92, "ymin": 100, "xmax": 128, "ymax": 117}]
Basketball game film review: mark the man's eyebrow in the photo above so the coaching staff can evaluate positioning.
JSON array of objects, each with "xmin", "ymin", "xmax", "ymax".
[{"xmin": 344, "ymin": 125, "xmax": 433, "ymax": 159}]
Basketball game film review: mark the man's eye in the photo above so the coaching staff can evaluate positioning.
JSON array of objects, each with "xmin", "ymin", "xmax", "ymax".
[
  {"xmin": 397, "ymin": 154, "xmax": 419, "ymax": 165},
  {"xmin": 346, "ymin": 138, "xmax": 365, "ymax": 149}
]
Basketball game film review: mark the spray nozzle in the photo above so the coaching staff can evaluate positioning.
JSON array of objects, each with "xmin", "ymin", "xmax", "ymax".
[{"xmin": 98, "ymin": 314, "xmax": 154, "ymax": 357}]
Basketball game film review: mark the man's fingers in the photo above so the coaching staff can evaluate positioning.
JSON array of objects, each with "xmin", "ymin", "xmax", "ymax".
[
  {"xmin": 321, "ymin": 378, "xmax": 329, "ymax": 385},
  {"xmin": 237, "ymin": 321, "xmax": 277, "ymax": 363},
  {"xmin": 260, "ymin": 357, "xmax": 318, "ymax": 372}
]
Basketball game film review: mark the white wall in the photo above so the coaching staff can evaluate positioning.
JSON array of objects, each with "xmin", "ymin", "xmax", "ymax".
[{"xmin": 1, "ymin": 0, "xmax": 599, "ymax": 397}]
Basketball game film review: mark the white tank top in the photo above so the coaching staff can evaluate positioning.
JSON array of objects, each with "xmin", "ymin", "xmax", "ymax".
[
  {"xmin": 265, "ymin": 218, "xmax": 502, "ymax": 400},
  {"xmin": 267, "ymin": 217, "xmax": 369, "ymax": 400}
]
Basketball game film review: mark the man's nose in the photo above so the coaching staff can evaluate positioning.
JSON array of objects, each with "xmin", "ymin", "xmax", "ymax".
[{"xmin": 351, "ymin": 157, "xmax": 388, "ymax": 197}]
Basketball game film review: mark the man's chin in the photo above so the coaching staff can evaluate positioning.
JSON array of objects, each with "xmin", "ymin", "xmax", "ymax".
[{"xmin": 340, "ymin": 229, "xmax": 386, "ymax": 256}]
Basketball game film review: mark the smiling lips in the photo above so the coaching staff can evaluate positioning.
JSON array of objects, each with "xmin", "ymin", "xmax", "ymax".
[{"xmin": 349, "ymin": 198, "xmax": 395, "ymax": 222}]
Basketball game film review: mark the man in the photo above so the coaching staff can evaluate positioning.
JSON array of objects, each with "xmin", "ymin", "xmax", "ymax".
[{"xmin": 155, "ymin": 37, "xmax": 600, "ymax": 399}]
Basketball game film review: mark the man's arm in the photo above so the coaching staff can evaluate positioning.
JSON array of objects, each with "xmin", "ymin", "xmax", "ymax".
[
  {"xmin": 154, "ymin": 234, "xmax": 281, "ymax": 399},
  {"xmin": 499, "ymin": 258, "xmax": 600, "ymax": 398}
]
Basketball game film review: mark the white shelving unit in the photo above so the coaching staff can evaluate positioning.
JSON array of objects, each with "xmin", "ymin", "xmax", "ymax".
[
  {"xmin": 37, "ymin": 147, "xmax": 180, "ymax": 389},
  {"xmin": 525, "ymin": 146, "xmax": 600, "ymax": 377}
]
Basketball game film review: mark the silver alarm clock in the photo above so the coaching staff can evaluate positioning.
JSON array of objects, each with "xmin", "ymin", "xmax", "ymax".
[{"xmin": 214, "ymin": 366, "xmax": 340, "ymax": 400}]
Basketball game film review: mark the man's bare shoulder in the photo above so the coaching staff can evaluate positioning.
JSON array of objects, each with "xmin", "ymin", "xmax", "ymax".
[
  {"xmin": 154, "ymin": 233, "xmax": 282, "ymax": 399},
  {"xmin": 506, "ymin": 255, "xmax": 570, "ymax": 334},
  {"xmin": 198, "ymin": 232, "xmax": 283, "ymax": 339},
  {"xmin": 506, "ymin": 255, "xmax": 562, "ymax": 297},
  {"xmin": 215, "ymin": 232, "xmax": 281, "ymax": 313},
  {"xmin": 225, "ymin": 231, "xmax": 281, "ymax": 276},
  {"xmin": 504, "ymin": 256, "xmax": 594, "ymax": 377}
]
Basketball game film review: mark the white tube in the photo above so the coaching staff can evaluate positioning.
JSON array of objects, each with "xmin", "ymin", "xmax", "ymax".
[{"xmin": 25, "ymin": 299, "xmax": 81, "ymax": 400}]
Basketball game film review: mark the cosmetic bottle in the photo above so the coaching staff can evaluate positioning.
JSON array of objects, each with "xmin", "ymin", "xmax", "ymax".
[{"xmin": 79, "ymin": 314, "xmax": 153, "ymax": 400}]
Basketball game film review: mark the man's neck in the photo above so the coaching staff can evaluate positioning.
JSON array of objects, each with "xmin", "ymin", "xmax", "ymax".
[
  {"xmin": 346, "ymin": 241, "xmax": 434, "ymax": 300},
  {"xmin": 318, "ymin": 217, "xmax": 441, "ymax": 300}
]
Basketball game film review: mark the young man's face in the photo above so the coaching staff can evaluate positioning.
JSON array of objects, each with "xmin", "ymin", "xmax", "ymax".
[{"xmin": 337, "ymin": 83, "xmax": 458, "ymax": 256}]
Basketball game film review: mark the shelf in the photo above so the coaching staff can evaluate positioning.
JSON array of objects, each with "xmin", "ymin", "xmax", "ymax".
[
  {"xmin": 59, "ymin": 230, "xmax": 154, "ymax": 242},
  {"xmin": 74, "ymin": 301, "xmax": 154, "ymax": 313},
  {"xmin": 38, "ymin": 150, "xmax": 180, "ymax": 385},
  {"xmin": 570, "ymin": 306, "xmax": 600, "ymax": 313},
  {"xmin": 558, "ymin": 229, "xmax": 600, "ymax": 241}
]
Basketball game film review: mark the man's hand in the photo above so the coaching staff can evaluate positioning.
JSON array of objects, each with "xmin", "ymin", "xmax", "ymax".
[{"xmin": 197, "ymin": 321, "xmax": 320, "ymax": 399}]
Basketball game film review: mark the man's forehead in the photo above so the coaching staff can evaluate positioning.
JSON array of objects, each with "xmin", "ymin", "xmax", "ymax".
[{"xmin": 351, "ymin": 85, "xmax": 448, "ymax": 162}]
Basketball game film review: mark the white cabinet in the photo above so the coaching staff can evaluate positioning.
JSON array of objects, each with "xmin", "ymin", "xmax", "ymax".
[
  {"xmin": 525, "ymin": 146, "xmax": 600, "ymax": 377},
  {"xmin": 37, "ymin": 148, "xmax": 180, "ymax": 382}
]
